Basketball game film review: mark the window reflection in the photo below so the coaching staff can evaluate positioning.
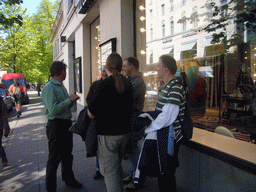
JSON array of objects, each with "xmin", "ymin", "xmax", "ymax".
[
  {"xmin": 90, "ymin": 18, "xmax": 101, "ymax": 82},
  {"xmin": 136, "ymin": 0, "xmax": 256, "ymax": 143}
]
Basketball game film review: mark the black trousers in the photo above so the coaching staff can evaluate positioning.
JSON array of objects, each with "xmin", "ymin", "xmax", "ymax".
[
  {"xmin": 158, "ymin": 143, "xmax": 181, "ymax": 192},
  {"xmin": 45, "ymin": 119, "xmax": 74, "ymax": 191},
  {"xmin": 0, "ymin": 133, "xmax": 7, "ymax": 159}
]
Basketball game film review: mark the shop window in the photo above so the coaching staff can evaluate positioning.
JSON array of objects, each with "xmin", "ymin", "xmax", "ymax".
[
  {"xmin": 180, "ymin": 42, "xmax": 197, "ymax": 59},
  {"xmin": 204, "ymin": 36, "xmax": 225, "ymax": 56},
  {"xmin": 135, "ymin": 0, "xmax": 256, "ymax": 141},
  {"xmin": 90, "ymin": 17, "xmax": 101, "ymax": 83}
]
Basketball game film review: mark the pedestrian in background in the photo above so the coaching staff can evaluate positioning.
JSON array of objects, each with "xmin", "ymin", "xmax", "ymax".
[
  {"xmin": 9, "ymin": 78, "xmax": 24, "ymax": 118},
  {"xmin": 37, "ymin": 82, "xmax": 42, "ymax": 96},
  {"xmin": 42, "ymin": 61, "xmax": 81, "ymax": 192},
  {"xmin": 86, "ymin": 65, "xmax": 108, "ymax": 180},
  {"xmin": 87, "ymin": 52, "xmax": 134, "ymax": 192},
  {"xmin": 0, "ymin": 97, "xmax": 10, "ymax": 171}
]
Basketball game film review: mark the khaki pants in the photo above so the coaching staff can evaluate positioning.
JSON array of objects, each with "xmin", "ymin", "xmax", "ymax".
[{"xmin": 98, "ymin": 134, "xmax": 128, "ymax": 192}]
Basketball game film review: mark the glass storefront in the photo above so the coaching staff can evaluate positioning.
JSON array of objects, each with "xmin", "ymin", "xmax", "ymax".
[
  {"xmin": 90, "ymin": 17, "xmax": 101, "ymax": 83},
  {"xmin": 136, "ymin": 0, "xmax": 256, "ymax": 143}
]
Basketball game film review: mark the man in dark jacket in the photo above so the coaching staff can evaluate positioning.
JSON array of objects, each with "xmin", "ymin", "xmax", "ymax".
[
  {"xmin": 123, "ymin": 57, "xmax": 147, "ymax": 190},
  {"xmin": 123, "ymin": 57, "xmax": 146, "ymax": 111}
]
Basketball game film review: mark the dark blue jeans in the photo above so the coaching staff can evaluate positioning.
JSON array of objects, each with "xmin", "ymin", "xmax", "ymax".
[{"xmin": 45, "ymin": 119, "xmax": 74, "ymax": 191}]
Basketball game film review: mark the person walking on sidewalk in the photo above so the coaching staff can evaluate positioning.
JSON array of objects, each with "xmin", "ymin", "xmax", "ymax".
[
  {"xmin": 42, "ymin": 61, "xmax": 82, "ymax": 192},
  {"xmin": 9, "ymin": 78, "xmax": 24, "ymax": 118},
  {"xmin": 87, "ymin": 53, "xmax": 134, "ymax": 192},
  {"xmin": 0, "ymin": 97, "xmax": 10, "ymax": 170}
]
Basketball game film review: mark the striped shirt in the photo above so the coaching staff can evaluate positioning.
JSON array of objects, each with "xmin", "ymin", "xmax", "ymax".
[{"xmin": 156, "ymin": 78, "xmax": 186, "ymax": 142}]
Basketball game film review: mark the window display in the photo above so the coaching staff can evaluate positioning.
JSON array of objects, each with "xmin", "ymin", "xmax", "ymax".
[{"xmin": 136, "ymin": 0, "xmax": 256, "ymax": 143}]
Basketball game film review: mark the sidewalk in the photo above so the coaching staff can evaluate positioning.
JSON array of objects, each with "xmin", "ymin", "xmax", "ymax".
[{"xmin": 0, "ymin": 91, "xmax": 159, "ymax": 192}]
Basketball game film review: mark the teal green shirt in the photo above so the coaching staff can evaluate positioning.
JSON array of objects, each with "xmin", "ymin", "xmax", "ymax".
[{"xmin": 42, "ymin": 77, "xmax": 73, "ymax": 120}]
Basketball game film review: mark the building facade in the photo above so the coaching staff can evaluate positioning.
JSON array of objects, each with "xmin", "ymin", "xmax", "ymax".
[
  {"xmin": 50, "ymin": 0, "xmax": 256, "ymax": 135},
  {"xmin": 50, "ymin": 0, "xmax": 256, "ymax": 190}
]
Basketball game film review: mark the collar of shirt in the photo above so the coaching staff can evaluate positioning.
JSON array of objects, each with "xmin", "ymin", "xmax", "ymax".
[
  {"xmin": 50, "ymin": 77, "xmax": 62, "ymax": 86},
  {"xmin": 163, "ymin": 78, "xmax": 177, "ymax": 90}
]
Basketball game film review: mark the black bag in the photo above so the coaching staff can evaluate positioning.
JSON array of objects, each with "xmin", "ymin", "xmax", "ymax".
[
  {"xmin": 174, "ymin": 77, "xmax": 193, "ymax": 142},
  {"xmin": 179, "ymin": 100, "xmax": 193, "ymax": 141}
]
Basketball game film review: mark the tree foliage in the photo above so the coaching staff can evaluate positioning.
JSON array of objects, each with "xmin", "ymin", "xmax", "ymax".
[
  {"xmin": 0, "ymin": 4, "xmax": 26, "ymax": 72},
  {"xmin": 23, "ymin": 0, "xmax": 60, "ymax": 84},
  {"xmin": 0, "ymin": 0, "xmax": 60, "ymax": 84},
  {"xmin": 0, "ymin": 0, "xmax": 23, "ymax": 27}
]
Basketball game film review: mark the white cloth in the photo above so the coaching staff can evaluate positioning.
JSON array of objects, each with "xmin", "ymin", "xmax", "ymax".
[{"xmin": 145, "ymin": 104, "xmax": 179, "ymax": 134}]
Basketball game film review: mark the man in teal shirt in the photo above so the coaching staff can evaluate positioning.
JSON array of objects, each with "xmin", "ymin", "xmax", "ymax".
[{"xmin": 42, "ymin": 61, "xmax": 81, "ymax": 192}]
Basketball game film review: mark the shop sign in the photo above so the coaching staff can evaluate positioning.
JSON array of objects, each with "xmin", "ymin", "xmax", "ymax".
[
  {"xmin": 182, "ymin": 31, "xmax": 197, "ymax": 38},
  {"xmin": 163, "ymin": 37, "xmax": 172, "ymax": 43}
]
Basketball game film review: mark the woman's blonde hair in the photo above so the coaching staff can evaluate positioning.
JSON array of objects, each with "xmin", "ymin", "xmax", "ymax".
[{"xmin": 106, "ymin": 52, "xmax": 128, "ymax": 94}]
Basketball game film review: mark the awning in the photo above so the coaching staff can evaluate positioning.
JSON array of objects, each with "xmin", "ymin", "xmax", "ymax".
[
  {"xmin": 162, "ymin": 47, "xmax": 174, "ymax": 55},
  {"xmin": 204, "ymin": 37, "xmax": 213, "ymax": 47},
  {"xmin": 204, "ymin": 36, "xmax": 225, "ymax": 46},
  {"xmin": 180, "ymin": 42, "xmax": 197, "ymax": 52}
]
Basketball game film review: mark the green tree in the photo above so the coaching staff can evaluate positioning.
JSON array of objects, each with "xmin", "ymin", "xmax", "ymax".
[
  {"xmin": 0, "ymin": 0, "xmax": 23, "ymax": 27},
  {"xmin": 0, "ymin": 0, "xmax": 60, "ymax": 84},
  {"xmin": 26, "ymin": 0, "xmax": 60, "ymax": 84},
  {"xmin": 0, "ymin": 4, "xmax": 27, "ymax": 73}
]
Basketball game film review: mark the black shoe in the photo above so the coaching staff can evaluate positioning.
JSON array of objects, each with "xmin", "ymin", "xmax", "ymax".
[
  {"xmin": 65, "ymin": 180, "xmax": 82, "ymax": 189},
  {"xmin": 93, "ymin": 171, "xmax": 104, "ymax": 180}
]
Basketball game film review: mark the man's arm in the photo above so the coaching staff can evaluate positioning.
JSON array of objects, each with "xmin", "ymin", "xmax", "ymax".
[
  {"xmin": 9, "ymin": 85, "xmax": 13, "ymax": 96},
  {"xmin": 145, "ymin": 104, "xmax": 179, "ymax": 133},
  {"xmin": 42, "ymin": 86, "xmax": 73, "ymax": 116},
  {"xmin": 132, "ymin": 79, "xmax": 146, "ymax": 110}
]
